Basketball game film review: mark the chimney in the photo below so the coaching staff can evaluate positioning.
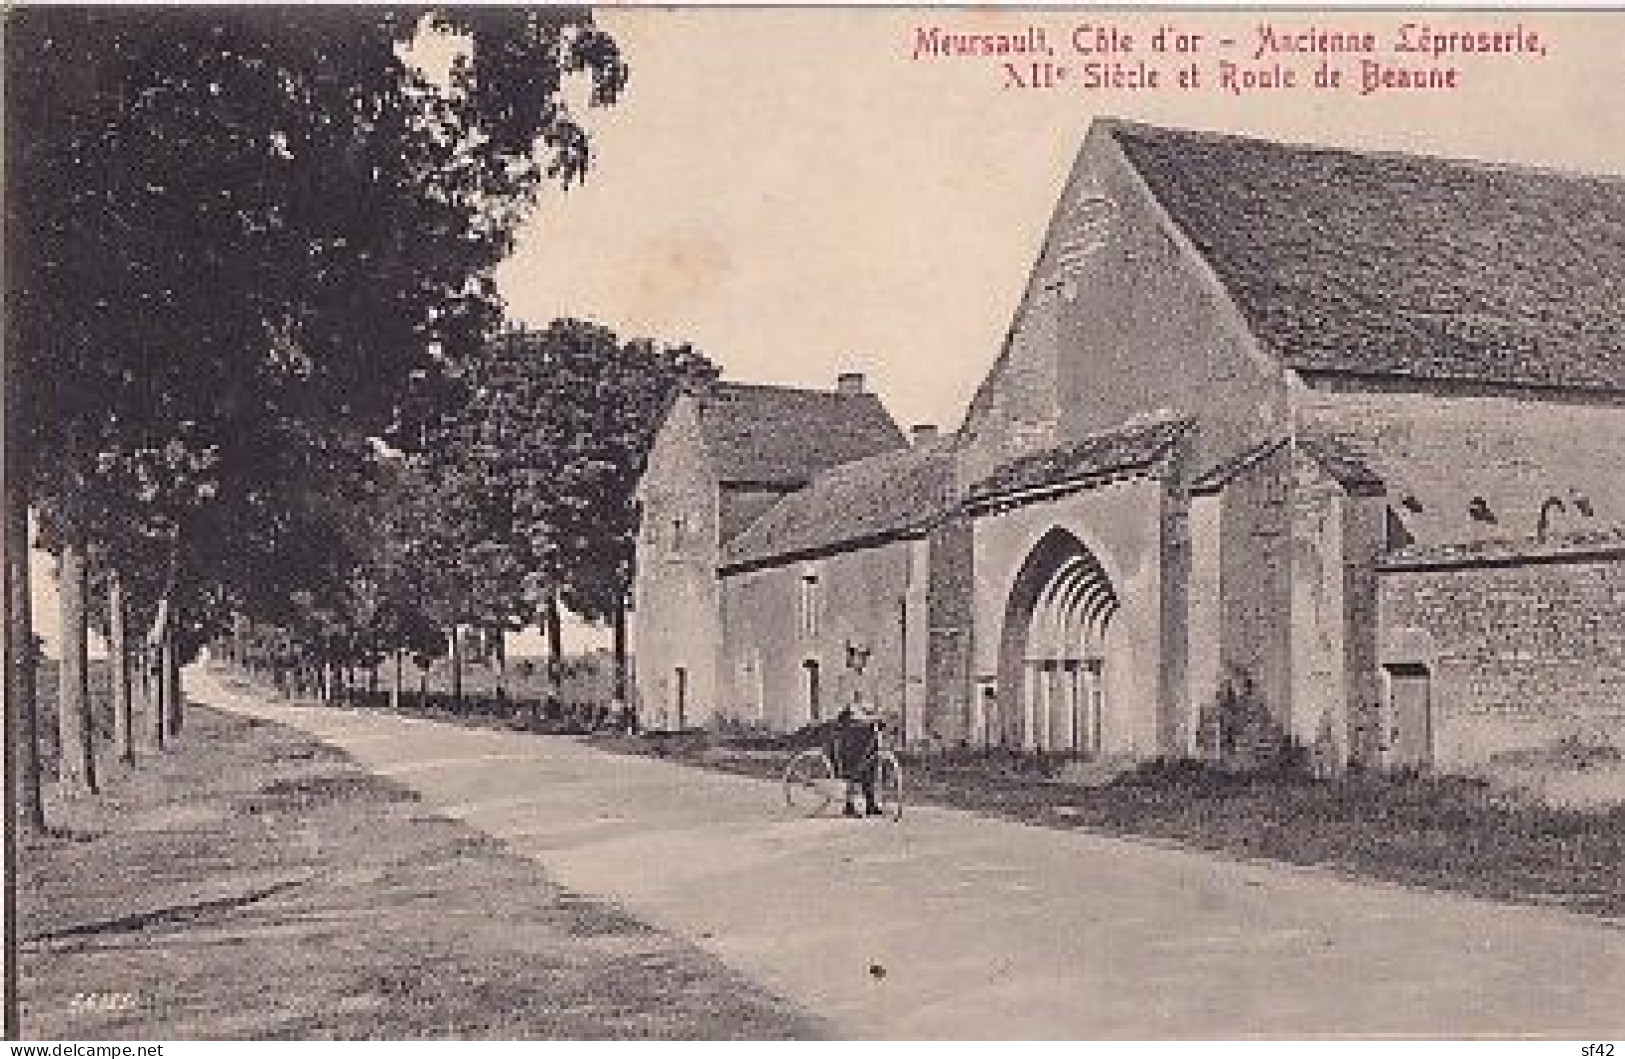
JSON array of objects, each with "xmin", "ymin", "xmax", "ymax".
[
  {"xmin": 910, "ymin": 424, "xmax": 940, "ymax": 447},
  {"xmin": 836, "ymin": 371, "xmax": 865, "ymax": 395}
]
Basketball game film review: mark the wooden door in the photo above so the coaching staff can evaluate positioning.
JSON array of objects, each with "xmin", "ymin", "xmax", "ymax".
[{"xmin": 1385, "ymin": 663, "xmax": 1433, "ymax": 768}]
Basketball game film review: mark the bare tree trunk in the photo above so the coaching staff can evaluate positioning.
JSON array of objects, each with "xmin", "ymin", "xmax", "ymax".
[
  {"xmin": 146, "ymin": 534, "xmax": 180, "ymax": 745},
  {"xmin": 611, "ymin": 593, "xmax": 629, "ymax": 705},
  {"xmin": 449, "ymin": 626, "xmax": 463, "ymax": 708},
  {"xmin": 417, "ymin": 660, "xmax": 428, "ymax": 701},
  {"xmin": 492, "ymin": 629, "xmax": 507, "ymax": 701},
  {"xmin": 108, "ymin": 570, "xmax": 135, "ymax": 767},
  {"xmin": 144, "ymin": 644, "xmax": 165, "ymax": 751},
  {"xmin": 5, "ymin": 496, "xmax": 43, "ymax": 832},
  {"xmin": 55, "ymin": 539, "xmax": 98, "ymax": 794},
  {"xmin": 544, "ymin": 591, "xmax": 563, "ymax": 698},
  {"xmin": 161, "ymin": 632, "xmax": 181, "ymax": 738},
  {"xmin": 390, "ymin": 649, "xmax": 403, "ymax": 710}
]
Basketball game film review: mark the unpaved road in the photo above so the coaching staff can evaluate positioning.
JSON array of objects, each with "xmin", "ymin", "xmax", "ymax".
[{"xmin": 196, "ymin": 671, "xmax": 1625, "ymax": 1040}]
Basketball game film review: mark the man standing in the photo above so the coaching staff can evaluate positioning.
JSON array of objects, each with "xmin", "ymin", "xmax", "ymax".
[{"xmin": 828, "ymin": 693, "xmax": 884, "ymax": 818}]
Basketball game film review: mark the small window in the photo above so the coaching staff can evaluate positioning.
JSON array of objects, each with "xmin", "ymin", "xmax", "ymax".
[
  {"xmin": 798, "ymin": 574, "xmax": 820, "ymax": 638},
  {"xmin": 671, "ymin": 515, "xmax": 687, "ymax": 551}
]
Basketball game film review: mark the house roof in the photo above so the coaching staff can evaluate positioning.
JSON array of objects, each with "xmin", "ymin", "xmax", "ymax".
[
  {"xmin": 691, "ymin": 382, "xmax": 905, "ymax": 486},
  {"xmin": 720, "ymin": 444, "xmax": 956, "ymax": 571},
  {"xmin": 965, "ymin": 415, "xmax": 1192, "ymax": 506},
  {"xmin": 1111, "ymin": 122, "xmax": 1625, "ymax": 394},
  {"xmin": 1297, "ymin": 431, "xmax": 1387, "ymax": 497},
  {"xmin": 1189, "ymin": 436, "xmax": 1289, "ymax": 495}
]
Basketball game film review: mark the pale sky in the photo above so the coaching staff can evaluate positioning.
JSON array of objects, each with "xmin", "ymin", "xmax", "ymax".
[
  {"xmin": 497, "ymin": 8, "xmax": 1625, "ymax": 432},
  {"xmin": 32, "ymin": 9, "xmax": 1625, "ymax": 657}
]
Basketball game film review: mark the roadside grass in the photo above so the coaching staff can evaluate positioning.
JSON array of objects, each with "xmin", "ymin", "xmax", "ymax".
[
  {"xmin": 582, "ymin": 729, "xmax": 1625, "ymax": 921},
  {"xmin": 17, "ymin": 706, "xmax": 823, "ymax": 1040}
]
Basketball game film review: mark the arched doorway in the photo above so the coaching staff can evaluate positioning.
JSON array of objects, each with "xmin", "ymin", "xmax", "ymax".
[{"xmin": 997, "ymin": 528, "xmax": 1120, "ymax": 753}]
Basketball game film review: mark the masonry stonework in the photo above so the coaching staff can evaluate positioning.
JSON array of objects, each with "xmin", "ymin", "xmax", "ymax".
[{"xmin": 1378, "ymin": 551, "xmax": 1625, "ymax": 767}]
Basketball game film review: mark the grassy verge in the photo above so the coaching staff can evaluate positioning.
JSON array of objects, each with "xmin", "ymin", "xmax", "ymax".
[
  {"xmin": 17, "ymin": 707, "xmax": 822, "ymax": 1040},
  {"xmin": 583, "ymin": 730, "xmax": 1625, "ymax": 921}
]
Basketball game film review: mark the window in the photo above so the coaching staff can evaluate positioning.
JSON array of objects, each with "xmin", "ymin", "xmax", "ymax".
[
  {"xmin": 671, "ymin": 515, "xmax": 687, "ymax": 552},
  {"xmin": 798, "ymin": 573, "xmax": 820, "ymax": 638}
]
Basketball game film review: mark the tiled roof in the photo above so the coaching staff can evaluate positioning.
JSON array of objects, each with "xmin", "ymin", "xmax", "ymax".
[
  {"xmin": 1189, "ymin": 436, "xmax": 1289, "ymax": 495},
  {"xmin": 720, "ymin": 445, "xmax": 956, "ymax": 570},
  {"xmin": 1112, "ymin": 122, "xmax": 1625, "ymax": 394},
  {"xmin": 692, "ymin": 382, "xmax": 905, "ymax": 486},
  {"xmin": 1297, "ymin": 432, "xmax": 1387, "ymax": 496},
  {"xmin": 1190, "ymin": 432, "xmax": 1386, "ymax": 497},
  {"xmin": 965, "ymin": 416, "xmax": 1192, "ymax": 505}
]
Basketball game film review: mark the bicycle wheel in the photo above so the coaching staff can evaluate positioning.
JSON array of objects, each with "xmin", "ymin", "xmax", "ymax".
[
  {"xmin": 875, "ymin": 750, "xmax": 904, "ymax": 822},
  {"xmin": 783, "ymin": 748, "xmax": 837, "ymax": 817}
]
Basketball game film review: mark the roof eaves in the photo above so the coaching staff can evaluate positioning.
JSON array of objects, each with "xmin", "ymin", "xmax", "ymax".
[
  {"xmin": 1379, "ymin": 526, "xmax": 1625, "ymax": 572},
  {"xmin": 964, "ymin": 458, "xmax": 1167, "ymax": 514},
  {"xmin": 1298, "ymin": 433, "xmax": 1387, "ymax": 497},
  {"xmin": 1190, "ymin": 436, "xmax": 1290, "ymax": 496},
  {"xmin": 718, "ymin": 516, "xmax": 940, "ymax": 576}
]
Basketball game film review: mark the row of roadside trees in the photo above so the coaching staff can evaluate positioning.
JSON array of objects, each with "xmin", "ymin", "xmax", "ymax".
[
  {"xmin": 213, "ymin": 319, "xmax": 717, "ymax": 716},
  {"xmin": 2, "ymin": 8, "xmax": 707, "ymax": 841}
]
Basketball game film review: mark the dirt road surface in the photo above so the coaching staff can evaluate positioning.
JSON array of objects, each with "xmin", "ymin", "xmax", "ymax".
[{"xmin": 197, "ymin": 671, "xmax": 1625, "ymax": 1040}]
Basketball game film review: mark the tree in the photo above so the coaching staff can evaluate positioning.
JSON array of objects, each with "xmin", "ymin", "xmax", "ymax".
[
  {"xmin": 3, "ymin": 8, "xmax": 627, "ymax": 808},
  {"xmin": 472, "ymin": 322, "xmax": 719, "ymax": 702}
]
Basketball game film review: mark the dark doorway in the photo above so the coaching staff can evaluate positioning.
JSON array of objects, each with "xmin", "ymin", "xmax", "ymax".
[{"xmin": 802, "ymin": 659, "xmax": 821, "ymax": 722}]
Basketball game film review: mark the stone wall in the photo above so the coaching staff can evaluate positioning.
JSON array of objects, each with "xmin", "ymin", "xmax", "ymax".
[
  {"xmin": 955, "ymin": 121, "xmax": 1292, "ymax": 490},
  {"xmin": 924, "ymin": 514, "xmax": 975, "ymax": 747},
  {"xmin": 1296, "ymin": 383, "xmax": 1625, "ymax": 548},
  {"xmin": 632, "ymin": 395, "xmax": 723, "ymax": 728},
  {"xmin": 718, "ymin": 537, "xmax": 926, "ymax": 736},
  {"xmin": 1378, "ymin": 547, "xmax": 1625, "ymax": 767},
  {"xmin": 967, "ymin": 473, "xmax": 1167, "ymax": 756}
]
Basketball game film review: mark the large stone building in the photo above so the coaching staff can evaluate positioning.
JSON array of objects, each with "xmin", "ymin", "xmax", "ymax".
[{"xmin": 632, "ymin": 119, "xmax": 1625, "ymax": 771}]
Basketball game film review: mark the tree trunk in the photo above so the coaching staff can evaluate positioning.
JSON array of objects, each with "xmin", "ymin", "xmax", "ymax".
[
  {"xmin": 390, "ymin": 650, "xmax": 403, "ymax": 710},
  {"xmin": 5, "ymin": 497, "xmax": 44, "ymax": 832},
  {"xmin": 145, "ymin": 535, "xmax": 180, "ymax": 745},
  {"xmin": 492, "ymin": 629, "xmax": 507, "ymax": 701},
  {"xmin": 55, "ymin": 539, "xmax": 98, "ymax": 794},
  {"xmin": 612, "ymin": 592, "xmax": 629, "ymax": 705},
  {"xmin": 367, "ymin": 663, "xmax": 379, "ymax": 698},
  {"xmin": 108, "ymin": 570, "xmax": 135, "ymax": 767},
  {"xmin": 145, "ymin": 643, "xmax": 165, "ymax": 751},
  {"xmin": 449, "ymin": 626, "xmax": 463, "ymax": 708},
  {"xmin": 161, "ymin": 631, "xmax": 181, "ymax": 738},
  {"xmin": 543, "ymin": 591, "xmax": 564, "ymax": 697}
]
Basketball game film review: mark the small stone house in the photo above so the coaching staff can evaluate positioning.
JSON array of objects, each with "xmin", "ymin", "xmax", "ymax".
[{"xmin": 632, "ymin": 118, "xmax": 1625, "ymax": 771}]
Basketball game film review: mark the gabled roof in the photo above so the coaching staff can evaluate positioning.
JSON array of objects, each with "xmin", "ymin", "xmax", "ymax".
[
  {"xmin": 690, "ymin": 382, "xmax": 905, "ymax": 487},
  {"xmin": 1111, "ymin": 122, "xmax": 1625, "ymax": 394},
  {"xmin": 965, "ymin": 415, "xmax": 1192, "ymax": 506},
  {"xmin": 720, "ymin": 444, "xmax": 956, "ymax": 571}
]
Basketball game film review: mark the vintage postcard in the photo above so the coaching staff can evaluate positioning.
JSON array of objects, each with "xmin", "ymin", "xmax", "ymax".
[{"xmin": 3, "ymin": 4, "xmax": 1622, "ymax": 1045}]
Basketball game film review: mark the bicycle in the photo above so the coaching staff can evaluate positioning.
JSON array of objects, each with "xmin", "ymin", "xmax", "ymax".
[{"xmin": 782, "ymin": 736, "xmax": 904, "ymax": 822}]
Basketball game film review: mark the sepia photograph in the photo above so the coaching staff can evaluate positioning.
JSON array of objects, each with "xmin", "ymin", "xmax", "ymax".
[{"xmin": 2, "ymin": 3, "xmax": 1623, "ymax": 1044}]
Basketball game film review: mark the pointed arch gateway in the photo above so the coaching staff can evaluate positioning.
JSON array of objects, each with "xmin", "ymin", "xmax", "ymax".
[{"xmin": 996, "ymin": 528, "xmax": 1120, "ymax": 753}]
